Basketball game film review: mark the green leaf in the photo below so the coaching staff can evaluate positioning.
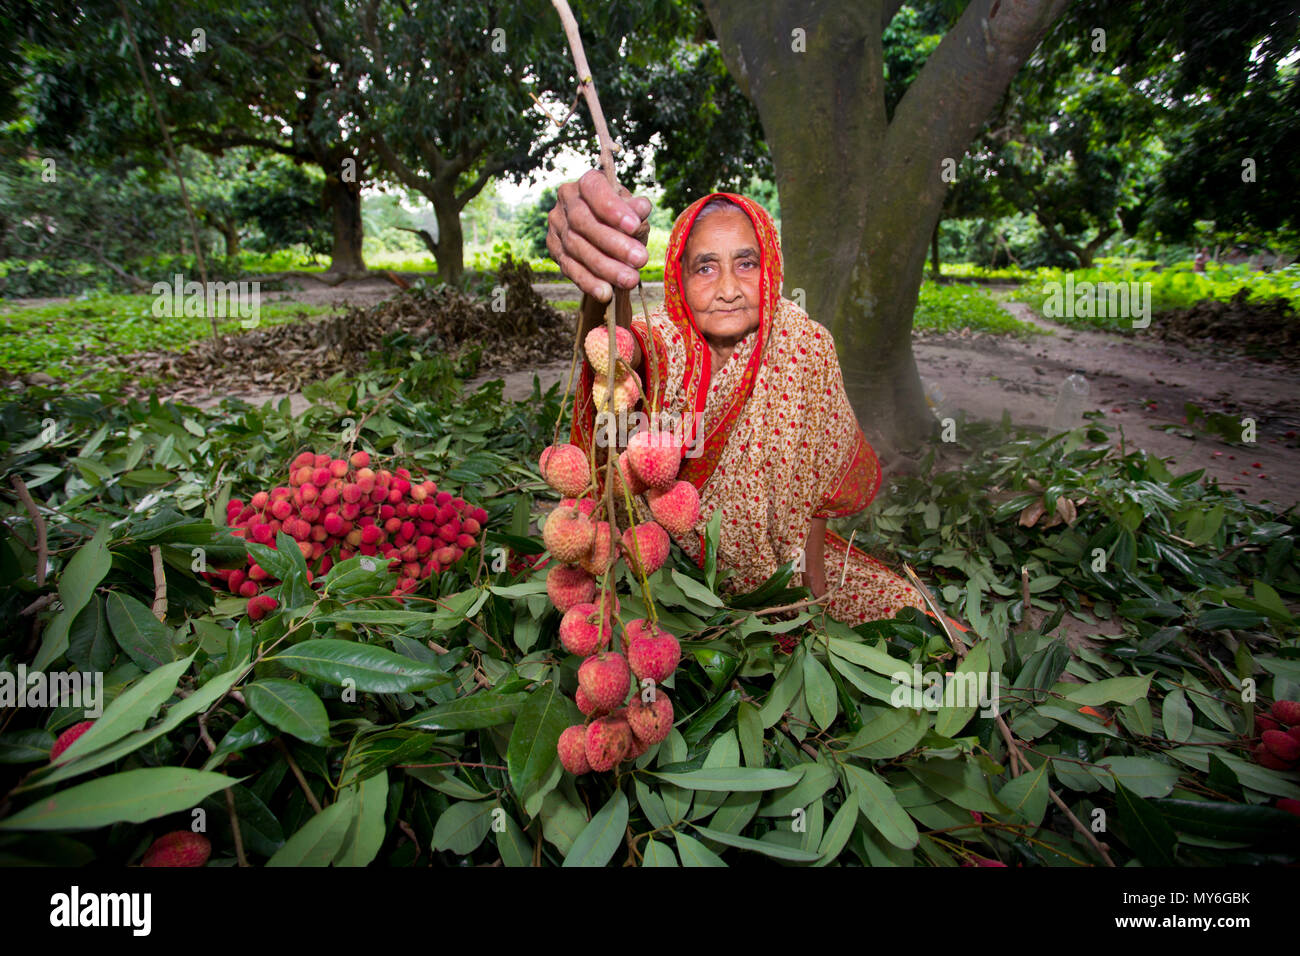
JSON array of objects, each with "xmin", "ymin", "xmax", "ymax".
[
  {"xmin": 842, "ymin": 705, "xmax": 928, "ymax": 759},
  {"xmin": 672, "ymin": 830, "xmax": 727, "ymax": 866},
  {"xmin": 1063, "ymin": 674, "xmax": 1153, "ymax": 707},
  {"xmin": 652, "ymin": 767, "xmax": 803, "ymax": 792},
  {"xmin": 507, "ymin": 680, "xmax": 572, "ymax": 810},
  {"xmin": 759, "ymin": 648, "xmax": 805, "ymax": 728},
  {"xmin": 494, "ymin": 811, "xmax": 532, "ymax": 867},
  {"xmin": 274, "ymin": 639, "xmax": 450, "ymax": 693},
  {"xmin": 670, "ymin": 569, "xmax": 725, "ymax": 608},
  {"xmin": 642, "ymin": 837, "xmax": 679, "ymax": 866},
  {"xmin": 1094, "ymin": 757, "xmax": 1182, "ymax": 799},
  {"xmin": 34, "ymin": 522, "xmax": 112, "ymax": 670},
  {"xmin": 815, "ymin": 792, "xmax": 860, "ymax": 866},
  {"xmin": 335, "ymin": 772, "xmax": 389, "ymax": 866},
  {"xmin": 1149, "ymin": 798, "xmax": 1300, "ymax": 846},
  {"xmin": 759, "ymin": 763, "xmax": 838, "ymax": 817},
  {"xmin": 55, "ymin": 655, "xmax": 194, "ymax": 765},
  {"xmin": 267, "ymin": 796, "xmax": 355, "ymax": 866},
  {"xmin": 1115, "ymin": 781, "xmax": 1178, "ymax": 865},
  {"xmin": 934, "ymin": 641, "xmax": 992, "ymax": 737},
  {"xmin": 635, "ymin": 778, "xmax": 672, "ymax": 831},
  {"xmin": 0, "ymin": 729, "xmax": 55, "ymax": 764},
  {"xmin": 690, "ymin": 824, "xmax": 821, "ymax": 861},
  {"xmin": 827, "ymin": 636, "xmax": 907, "ymax": 678},
  {"xmin": 105, "ymin": 591, "xmax": 176, "ymax": 673},
  {"xmin": 996, "ymin": 759, "xmax": 1050, "ymax": 825},
  {"xmin": 431, "ymin": 799, "xmax": 497, "ymax": 856},
  {"xmin": 802, "ymin": 653, "xmax": 838, "ymax": 731},
  {"xmin": 0, "ymin": 767, "xmax": 239, "ymax": 831},
  {"xmin": 844, "ymin": 764, "xmax": 918, "ymax": 850},
  {"xmin": 563, "ymin": 790, "xmax": 628, "ymax": 867},
  {"xmin": 404, "ymin": 692, "xmax": 529, "ymax": 730},
  {"xmin": 737, "ymin": 701, "xmax": 764, "ymax": 768},
  {"xmin": 1161, "ymin": 688, "xmax": 1193, "ymax": 743},
  {"xmin": 244, "ymin": 679, "xmax": 330, "ymax": 745}
]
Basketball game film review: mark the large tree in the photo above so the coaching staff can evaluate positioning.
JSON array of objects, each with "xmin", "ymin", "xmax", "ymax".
[{"xmin": 702, "ymin": 0, "xmax": 1071, "ymax": 459}]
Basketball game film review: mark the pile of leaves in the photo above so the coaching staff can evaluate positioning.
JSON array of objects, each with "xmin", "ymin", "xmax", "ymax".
[
  {"xmin": 104, "ymin": 256, "xmax": 573, "ymax": 403},
  {"xmin": 0, "ymin": 371, "xmax": 1297, "ymax": 866},
  {"xmin": 1143, "ymin": 288, "xmax": 1300, "ymax": 362}
]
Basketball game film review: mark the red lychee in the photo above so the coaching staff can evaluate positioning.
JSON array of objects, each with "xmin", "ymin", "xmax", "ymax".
[
  {"xmin": 557, "ymin": 725, "xmax": 591, "ymax": 775},
  {"xmin": 546, "ymin": 563, "xmax": 596, "ymax": 613},
  {"xmin": 559, "ymin": 602, "xmax": 613, "ymax": 656},
  {"xmin": 539, "ymin": 444, "xmax": 591, "ymax": 498},
  {"xmin": 1263, "ymin": 729, "xmax": 1300, "ymax": 762},
  {"xmin": 585, "ymin": 716, "xmax": 633, "ymax": 772},
  {"xmin": 247, "ymin": 595, "xmax": 279, "ymax": 621},
  {"xmin": 583, "ymin": 325, "xmax": 636, "ymax": 377},
  {"xmin": 625, "ymin": 691, "xmax": 674, "ymax": 746},
  {"xmin": 625, "ymin": 429, "xmax": 682, "ymax": 490},
  {"xmin": 543, "ymin": 505, "xmax": 596, "ymax": 564},
  {"xmin": 627, "ymin": 626, "xmax": 681, "ymax": 684},
  {"xmin": 592, "ymin": 369, "xmax": 642, "ymax": 414},
  {"xmin": 142, "ymin": 831, "xmax": 211, "ymax": 868},
  {"xmin": 621, "ymin": 521, "xmax": 670, "ymax": 576},
  {"xmin": 578, "ymin": 651, "xmax": 631, "ymax": 711},
  {"xmin": 50, "ymin": 720, "xmax": 94, "ymax": 762},
  {"xmin": 580, "ymin": 521, "xmax": 617, "ymax": 576},
  {"xmin": 646, "ymin": 480, "xmax": 700, "ymax": 536},
  {"xmin": 1272, "ymin": 700, "xmax": 1300, "ymax": 726}
]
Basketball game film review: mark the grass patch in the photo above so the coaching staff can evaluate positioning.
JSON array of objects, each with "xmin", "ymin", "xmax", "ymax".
[
  {"xmin": 913, "ymin": 282, "xmax": 1041, "ymax": 336},
  {"xmin": 0, "ymin": 292, "xmax": 332, "ymax": 392}
]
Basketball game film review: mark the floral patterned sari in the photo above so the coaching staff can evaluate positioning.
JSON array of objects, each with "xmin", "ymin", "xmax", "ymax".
[{"xmin": 571, "ymin": 191, "xmax": 926, "ymax": 626}]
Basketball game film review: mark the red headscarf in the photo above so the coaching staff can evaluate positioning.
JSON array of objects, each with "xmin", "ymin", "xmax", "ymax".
[{"xmin": 570, "ymin": 191, "xmax": 783, "ymax": 490}]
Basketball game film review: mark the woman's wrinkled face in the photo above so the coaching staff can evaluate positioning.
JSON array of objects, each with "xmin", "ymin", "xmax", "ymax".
[{"xmin": 681, "ymin": 207, "xmax": 762, "ymax": 345}]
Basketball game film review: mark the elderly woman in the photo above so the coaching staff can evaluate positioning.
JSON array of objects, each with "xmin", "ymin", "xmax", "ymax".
[{"xmin": 547, "ymin": 172, "xmax": 928, "ymax": 626}]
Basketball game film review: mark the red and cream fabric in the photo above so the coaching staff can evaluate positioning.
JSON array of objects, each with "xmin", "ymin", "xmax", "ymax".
[{"xmin": 571, "ymin": 191, "xmax": 925, "ymax": 625}]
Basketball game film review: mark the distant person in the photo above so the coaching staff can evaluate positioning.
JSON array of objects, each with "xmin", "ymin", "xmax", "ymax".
[{"xmin": 1193, "ymin": 247, "xmax": 1208, "ymax": 273}]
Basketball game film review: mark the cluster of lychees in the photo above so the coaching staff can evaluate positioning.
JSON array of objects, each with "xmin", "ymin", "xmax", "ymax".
[
  {"xmin": 1253, "ymin": 699, "xmax": 1300, "ymax": 771},
  {"xmin": 539, "ymin": 326, "xmax": 708, "ymax": 774},
  {"xmin": 213, "ymin": 450, "xmax": 487, "ymax": 615}
]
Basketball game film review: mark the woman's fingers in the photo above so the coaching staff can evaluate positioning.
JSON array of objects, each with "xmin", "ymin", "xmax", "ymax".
[{"xmin": 549, "ymin": 169, "xmax": 650, "ymax": 298}]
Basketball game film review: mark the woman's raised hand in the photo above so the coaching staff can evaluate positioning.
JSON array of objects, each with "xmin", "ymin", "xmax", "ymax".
[{"xmin": 547, "ymin": 169, "xmax": 652, "ymax": 302}]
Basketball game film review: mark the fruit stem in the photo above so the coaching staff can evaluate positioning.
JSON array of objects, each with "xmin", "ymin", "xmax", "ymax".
[{"xmin": 616, "ymin": 464, "xmax": 658, "ymax": 626}]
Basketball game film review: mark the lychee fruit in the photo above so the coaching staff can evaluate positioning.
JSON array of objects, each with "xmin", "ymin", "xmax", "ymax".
[
  {"xmin": 580, "ymin": 521, "xmax": 617, "ymax": 576},
  {"xmin": 1277, "ymin": 798, "xmax": 1300, "ymax": 818},
  {"xmin": 543, "ymin": 505, "xmax": 596, "ymax": 563},
  {"xmin": 1254, "ymin": 743, "xmax": 1295, "ymax": 771},
  {"xmin": 1262, "ymin": 729, "xmax": 1300, "ymax": 763},
  {"xmin": 575, "ymin": 685, "xmax": 605, "ymax": 718},
  {"xmin": 142, "ymin": 831, "xmax": 211, "ymax": 867},
  {"xmin": 546, "ymin": 564, "xmax": 596, "ymax": 612},
  {"xmin": 584, "ymin": 325, "xmax": 636, "ymax": 377},
  {"xmin": 626, "ymin": 692, "xmax": 674, "ymax": 747},
  {"xmin": 50, "ymin": 720, "xmax": 94, "ymax": 762},
  {"xmin": 615, "ymin": 451, "xmax": 647, "ymax": 497},
  {"xmin": 248, "ymin": 595, "xmax": 279, "ymax": 620},
  {"xmin": 1258, "ymin": 715, "xmax": 1282, "ymax": 735},
  {"xmin": 591, "ymin": 369, "xmax": 642, "ymax": 414},
  {"xmin": 646, "ymin": 480, "xmax": 700, "ymax": 536},
  {"xmin": 1272, "ymin": 700, "xmax": 1300, "ymax": 726},
  {"xmin": 585, "ymin": 715, "xmax": 633, "ymax": 772},
  {"xmin": 578, "ymin": 651, "xmax": 631, "ymax": 711},
  {"xmin": 539, "ymin": 444, "xmax": 591, "ymax": 498},
  {"xmin": 627, "ymin": 626, "xmax": 681, "ymax": 683},
  {"xmin": 621, "ymin": 521, "xmax": 670, "ymax": 576},
  {"xmin": 557, "ymin": 725, "xmax": 591, "ymax": 775},
  {"xmin": 625, "ymin": 429, "xmax": 682, "ymax": 490},
  {"xmin": 559, "ymin": 603, "xmax": 612, "ymax": 656}
]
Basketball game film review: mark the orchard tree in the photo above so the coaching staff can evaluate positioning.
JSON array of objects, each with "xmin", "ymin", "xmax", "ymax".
[{"xmin": 702, "ymin": 0, "xmax": 1071, "ymax": 459}]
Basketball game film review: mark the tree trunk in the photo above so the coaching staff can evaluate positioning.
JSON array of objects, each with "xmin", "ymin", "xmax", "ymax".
[
  {"xmin": 222, "ymin": 222, "xmax": 240, "ymax": 259},
  {"xmin": 429, "ymin": 185, "xmax": 465, "ymax": 287},
  {"xmin": 705, "ymin": 0, "xmax": 1069, "ymax": 459},
  {"xmin": 323, "ymin": 175, "xmax": 367, "ymax": 275}
]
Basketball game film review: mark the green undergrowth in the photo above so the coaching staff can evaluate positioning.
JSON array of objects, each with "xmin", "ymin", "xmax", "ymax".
[
  {"xmin": 0, "ymin": 293, "xmax": 332, "ymax": 391},
  {"xmin": 0, "ymin": 373, "xmax": 1296, "ymax": 867}
]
